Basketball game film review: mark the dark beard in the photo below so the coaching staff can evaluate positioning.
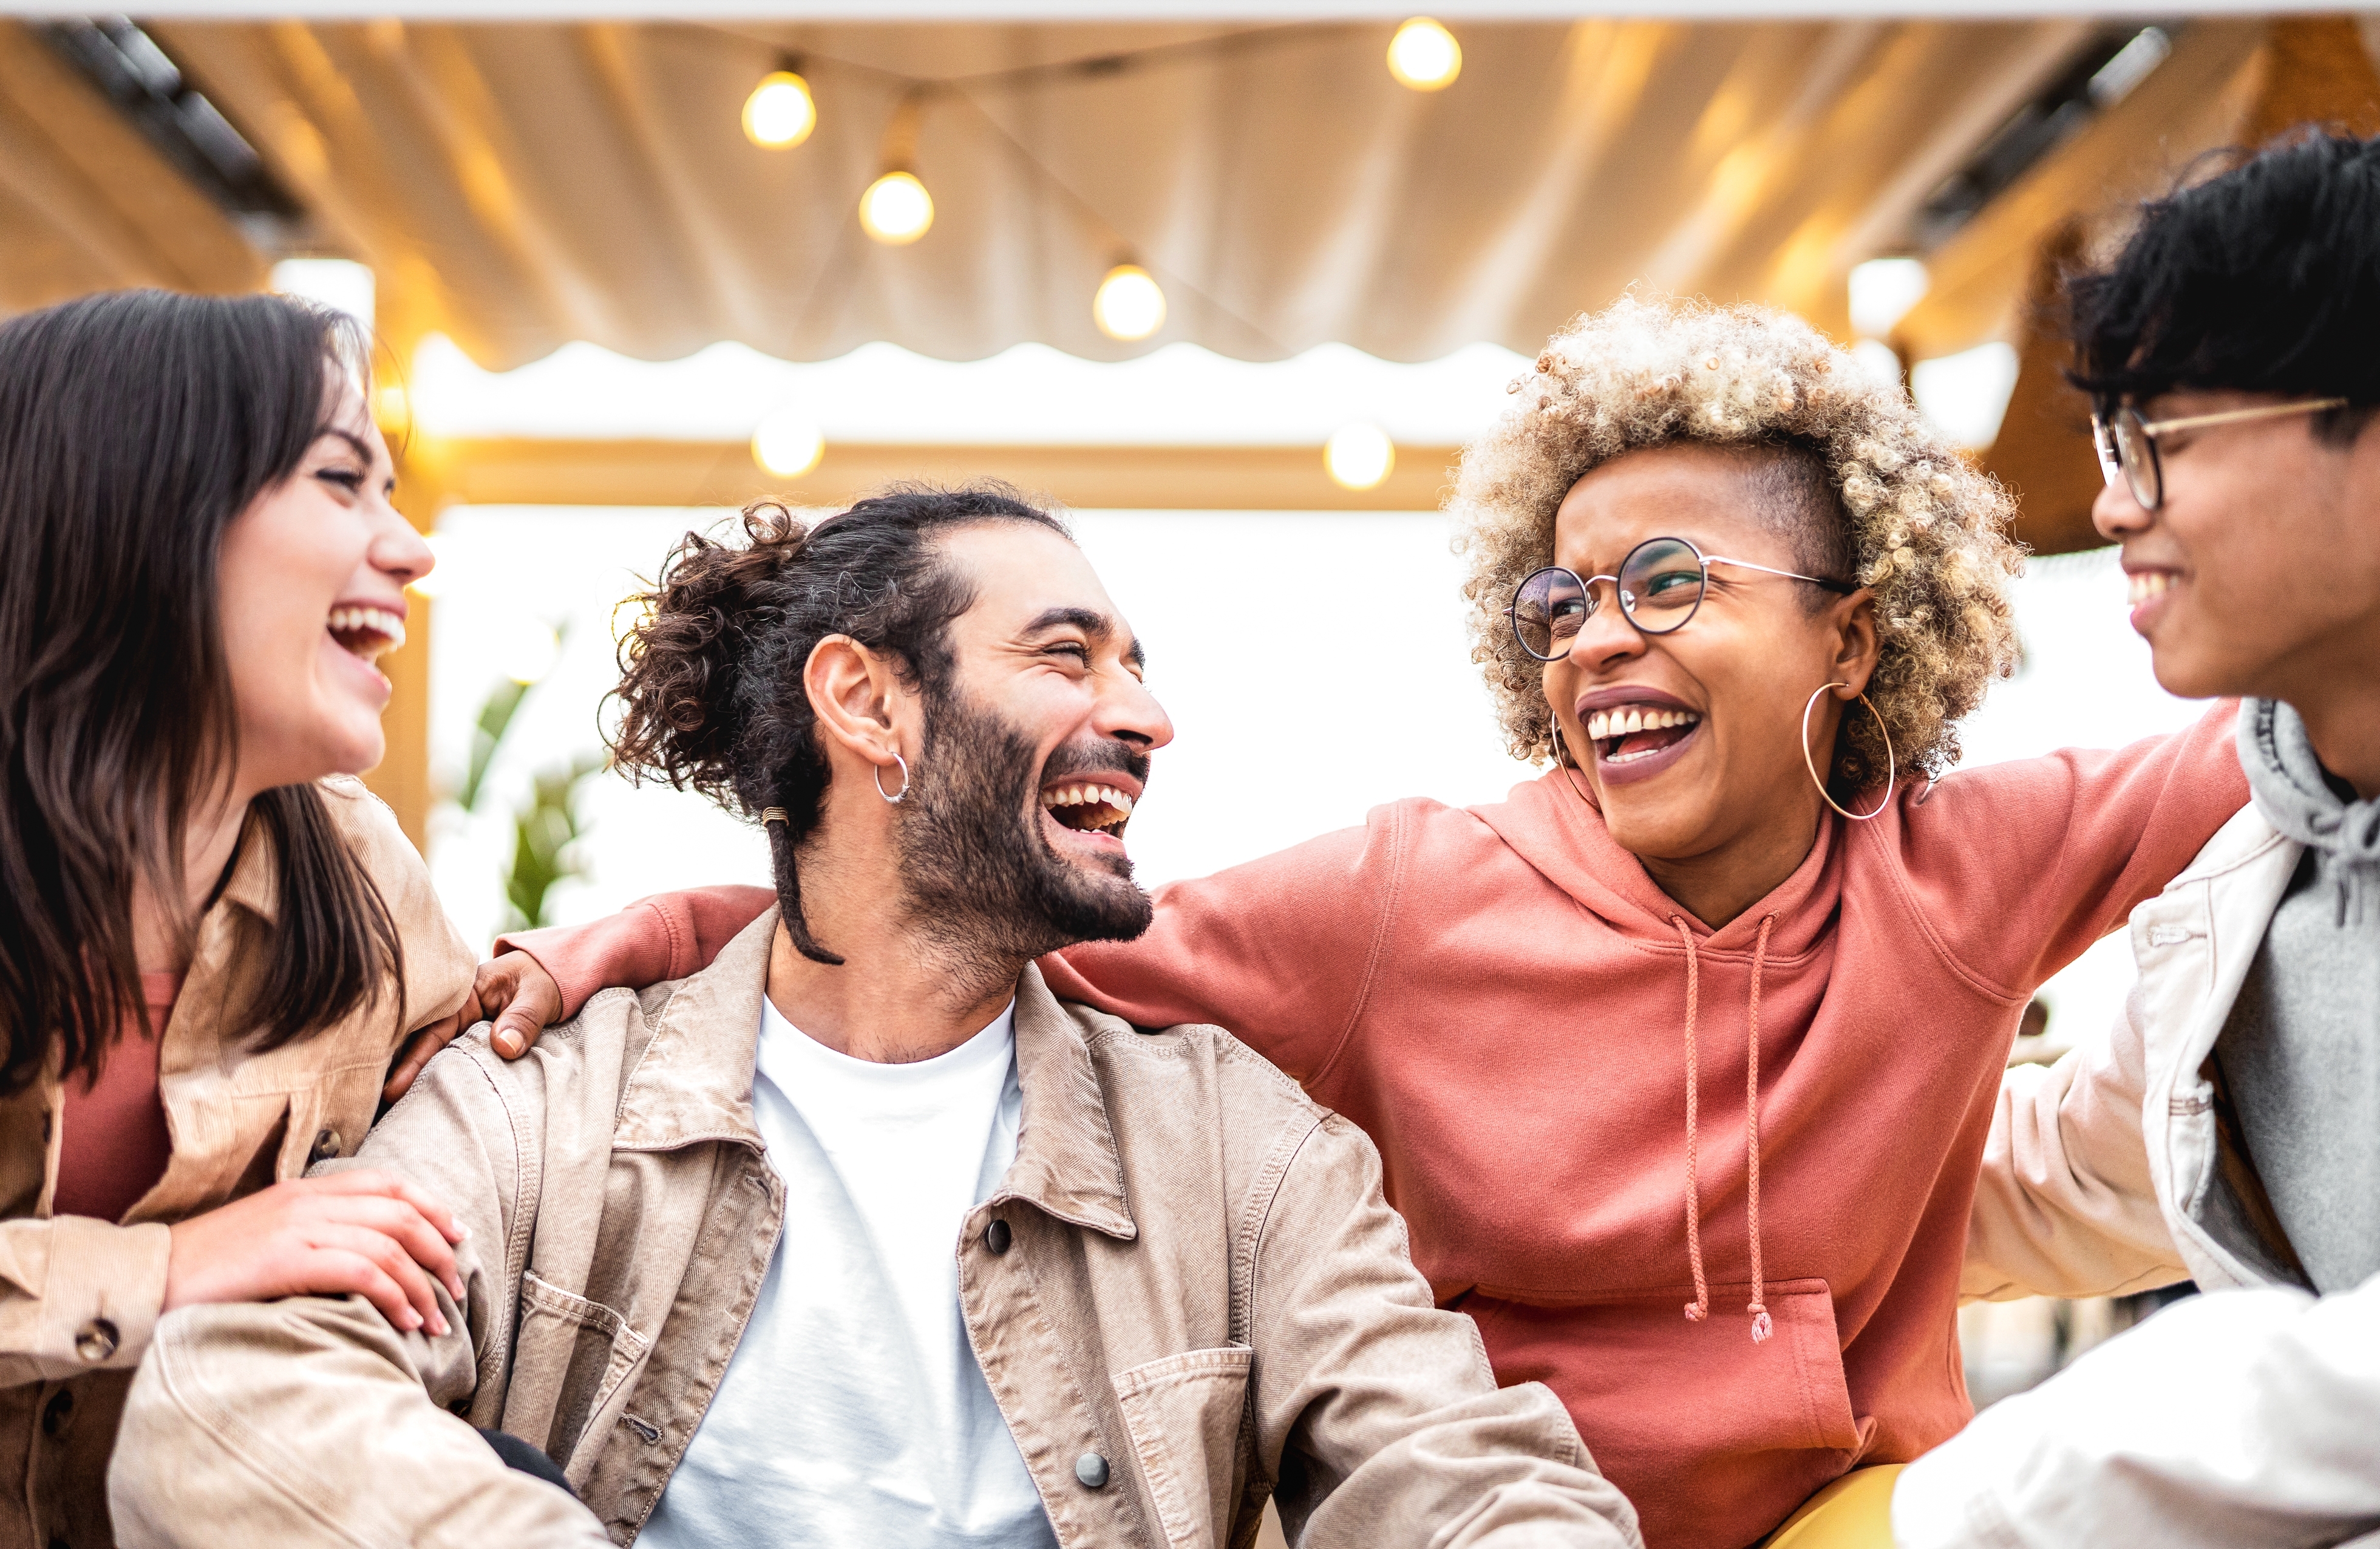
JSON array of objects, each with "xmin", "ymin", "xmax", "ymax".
[{"xmin": 895, "ymin": 686, "xmax": 1154, "ymax": 992}]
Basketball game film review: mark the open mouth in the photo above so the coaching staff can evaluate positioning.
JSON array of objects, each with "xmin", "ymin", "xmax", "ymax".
[
  {"xmin": 1039, "ymin": 780, "xmax": 1135, "ymax": 839},
  {"xmin": 1587, "ymin": 704, "xmax": 1702, "ymax": 766},
  {"xmin": 327, "ymin": 605, "xmax": 407, "ymax": 666}
]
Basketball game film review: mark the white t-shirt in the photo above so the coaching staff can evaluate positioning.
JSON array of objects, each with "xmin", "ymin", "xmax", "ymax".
[{"xmin": 637, "ymin": 998, "xmax": 1056, "ymax": 1548}]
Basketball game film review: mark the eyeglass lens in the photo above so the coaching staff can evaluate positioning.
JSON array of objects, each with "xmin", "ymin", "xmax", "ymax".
[
  {"xmin": 1511, "ymin": 538, "xmax": 1709, "ymax": 660},
  {"xmin": 2107, "ymin": 408, "xmax": 2161, "ymax": 510}
]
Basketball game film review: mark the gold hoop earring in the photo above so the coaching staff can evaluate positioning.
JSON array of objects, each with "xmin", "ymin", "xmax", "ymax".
[
  {"xmin": 1549, "ymin": 712, "xmax": 1596, "ymax": 807},
  {"xmin": 1800, "ymin": 682, "xmax": 1894, "ymax": 821},
  {"xmin": 875, "ymin": 751, "xmax": 911, "ymax": 805}
]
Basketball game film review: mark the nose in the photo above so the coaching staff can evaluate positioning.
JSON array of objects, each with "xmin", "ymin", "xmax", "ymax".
[
  {"xmin": 1563, "ymin": 588, "xmax": 1647, "ymax": 673},
  {"xmin": 1100, "ymin": 667, "xmax": 1174, "ymax": 756},
  {"xmin": 370, "ymin": 497, "xmax": 436, "ymax": 593},
  {"xmin": 2090, "ymin": 475, "xmax": 2152, "ymax": 545}
]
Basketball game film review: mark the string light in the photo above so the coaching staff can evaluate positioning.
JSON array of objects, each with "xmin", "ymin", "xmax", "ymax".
[
  {"xmin": 860, "ymin": 171, "xmax": 933, "ymax": 243},
  {"xmin": 742, "ymin": 69, "xmax": 816, "ymax": 149},
  {"xmin": 1387, "ymin": 18, "xmax": 1461, "ymax": 90},
  {"xmin": 1325, "ymin": 423, "xmax": 1396, "ymax": 490},
  {"xmin": 1093, "ymin": 264, "xmax": 1166, "ymax": 342},
  {"xmin": 752, "ymin": 410, "xmax": 825, "ymax": 477}
]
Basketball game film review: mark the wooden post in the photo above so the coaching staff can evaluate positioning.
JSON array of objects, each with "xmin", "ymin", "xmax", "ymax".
[
  {"xmin": 364, "ymin": 379, "xmax": 445, "ymax": 854},
  {"xmin": 2240, "ymin": 16, "xmax": 2380, "ymax": 146},
  {"xmin": 1979, "ymin": 220, "xmax": 2103, "ymax": 557}
]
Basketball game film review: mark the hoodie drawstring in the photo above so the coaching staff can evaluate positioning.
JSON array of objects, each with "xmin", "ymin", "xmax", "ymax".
[{"xmin": 1670, "ymin": 913, "xmax": 1778, "ymax": 1345}]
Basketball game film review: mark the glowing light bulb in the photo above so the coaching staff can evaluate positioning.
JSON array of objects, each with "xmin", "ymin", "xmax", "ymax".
[
  {"xmin": 1387, "ymin": 18, "xmax": 1461, "ymax": 90},
  {"xmin": 860, "ymin": 171, "xmax": 933, "ymax": 245},
  {"xmin": 1092, "ymin": 264, "xmax": 1166, "ymax": 342},
  {"xmin": 743, "ymin": 70, "xmax": 815, "ymax": 149},
  {"xmin": 1325, "ymin": 423, "xmax": 1396, "ymax": 491},
  {"xmin": 752, "ymin": 411, "xmax": 824, "ymax": 478}
]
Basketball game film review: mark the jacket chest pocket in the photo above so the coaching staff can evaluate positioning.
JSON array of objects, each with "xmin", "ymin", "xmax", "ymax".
[
  {"xmin": 1110, "ymin": 1346, "xmax": 1254, "ymax": 1549},
  {"xmin": 503, "ymin": 1269, "xmax": 652, "ymax": 1482}
]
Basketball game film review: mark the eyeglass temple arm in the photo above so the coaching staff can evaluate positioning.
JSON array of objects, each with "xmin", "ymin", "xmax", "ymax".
[
  {"xmin": 1707, "ymin": 555, "xmax": 1855, "ymax": 594},
  {"xmin": 2135, "ymin": 397, "xmax": 2351, "ymax": 436}
]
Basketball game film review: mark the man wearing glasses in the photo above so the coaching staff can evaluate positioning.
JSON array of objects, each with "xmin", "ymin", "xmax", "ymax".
[{"xmin": 1894, "ymin": 130, "xmax": 2380, "ymax": 1547}]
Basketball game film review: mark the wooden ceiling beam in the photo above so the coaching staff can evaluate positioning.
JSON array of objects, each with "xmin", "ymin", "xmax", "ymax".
[{"xmin": 406, "ymin": 437, "xmax": 1463, "ymax": 514}]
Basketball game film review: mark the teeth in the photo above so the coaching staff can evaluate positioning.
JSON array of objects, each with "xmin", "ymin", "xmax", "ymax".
[
  {"xmin": 1582, "ymin": 705, "xmax": 1702, "ymax": 756},
  {"xmin": 326, "ymin": 605, "xmax": 406, "ymax": 658},
  {"xmin": 1038, "ymin": 783, "xmax": 1136, "ymax": 817},
  {"xmin": 1622, "ymin": 710, "xmax": 1642, "ymax": 735},
  {"xmin": 2126, "ymin": 571, "xmax": 2175, "ymax": 605}
]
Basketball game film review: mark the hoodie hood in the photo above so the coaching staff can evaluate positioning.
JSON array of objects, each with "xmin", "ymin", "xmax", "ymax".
[{"xmin": 2240, "ymin": 698, "xmax": 2380, "ymax": 925}]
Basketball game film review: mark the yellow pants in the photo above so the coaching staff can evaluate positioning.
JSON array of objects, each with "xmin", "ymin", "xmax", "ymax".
[{"xmin": 1758, "ymin": 1465, "xmax": 1903, "ymax": 1549}]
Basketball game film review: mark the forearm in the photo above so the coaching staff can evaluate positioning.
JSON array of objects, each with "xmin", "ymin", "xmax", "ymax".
[
  {"xmin": 1963, "ymin": 1024, "xmax": 2183, "ymax": 1301},
  {"xmin": 0, "ymin": 1216, "xmax": 170, "ymax": 1383},
  {"xmin": 501, "ymin": 885, "xmax": 773, "ymax": 1019},
  {"xmin": 1258, "ymin": 1116, "xmax": 1640, "ymax": 1548},
  {"xmin": 109, "ymin": 1295, "xmax": 604, "ymax": 1549},
  {"xmin": 1895, "ymin": 1281, "xmax": 2380, "ymax": 1549}
]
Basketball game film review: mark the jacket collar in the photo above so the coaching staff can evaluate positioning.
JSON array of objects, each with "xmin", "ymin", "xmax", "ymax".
[
  {"xmin": 994, "ymin": 963, "xmax": 1135, "ymax": 1241},
  {"xmin": 611, "ymin": 912, "xmax": 1138, "ymax": 1242},
  {"xmin": 612, "ymin": 909, "xmax": 778, "ymax": 1152}
]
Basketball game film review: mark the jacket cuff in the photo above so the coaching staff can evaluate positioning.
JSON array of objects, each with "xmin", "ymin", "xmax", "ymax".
[
  {"xmin": 39, "ymin": 1217, "xmax": 171, "ymax": 1370},
  {"xmin": 498, "ymin": 902, "xmax": 676, "ymax": 1021}
]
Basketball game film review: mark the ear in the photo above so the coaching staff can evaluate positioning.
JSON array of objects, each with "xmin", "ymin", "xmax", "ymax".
[
  {"xmin": 1827, "ymin": 588, "xmax": 1882, "ymax": 699},
  {"xmin": 804, "ymin": 635, "xmax": 911, "ymax": 774}
]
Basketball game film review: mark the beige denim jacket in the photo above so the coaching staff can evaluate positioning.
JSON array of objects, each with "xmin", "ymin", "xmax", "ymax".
[
  {"xmin": 110, "ymin": 910, "xmax": 1640, "ymax": 1549},
  {"xmin": 0, "ymin": 776, "xmax": 475, "ymax": 1549}
]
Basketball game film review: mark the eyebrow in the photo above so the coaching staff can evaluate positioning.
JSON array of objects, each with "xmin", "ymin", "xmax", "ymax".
[
  {"xmin": 316, "ymin": 427, "xmax": 378, "ymax": 465},
  {"xmin": 1024, "ymin": 605, "xmax": 1147, "ymax": 669}
]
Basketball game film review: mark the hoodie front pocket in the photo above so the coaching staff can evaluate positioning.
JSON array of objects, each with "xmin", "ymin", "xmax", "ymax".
[
  {"xmin": 1467, "ymin": 1277, "xmax": 1870, "ymax": 1549},
  {"xmin": 504, "ymin": 1268, "xmax": 651, "ymax": 1480},
  {"xmin": 1111, "ymin": 1345, "xmax": 1254, "ymax": 1549}
]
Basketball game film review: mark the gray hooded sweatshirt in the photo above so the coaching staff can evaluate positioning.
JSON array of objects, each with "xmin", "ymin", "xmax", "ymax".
[{"xmin": 2214, "ymin": 698, "xmax": 2380, "ymax": 1293}]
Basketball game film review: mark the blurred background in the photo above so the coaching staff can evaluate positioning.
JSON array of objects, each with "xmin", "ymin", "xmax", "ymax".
[{"xmin": 7, "ymin": 0, "xmax": 2375, "ymax": 1409}]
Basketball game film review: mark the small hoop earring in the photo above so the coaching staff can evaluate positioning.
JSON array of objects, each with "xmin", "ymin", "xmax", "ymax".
[
  {"xmin": 1800, "ymin": 681, "xmax": 1894, "ymax": 821},
  {"xmin": 874, "ymin": 752, "xmax": 911, "ymax": 805},
  {"xmin": 760, "ymin": 806, "xmax": 789, "ymax": 826}
]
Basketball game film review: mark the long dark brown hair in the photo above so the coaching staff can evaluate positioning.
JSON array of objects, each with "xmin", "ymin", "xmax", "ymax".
[{"xmin": 0, "ymin": 289, "xmax": 404, "ymax": 1094}]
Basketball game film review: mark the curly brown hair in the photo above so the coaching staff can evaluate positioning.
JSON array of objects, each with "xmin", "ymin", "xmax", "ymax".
[{"xmin": 1452, "ymin": 294, "xmax": 2024, "ymax": 790}]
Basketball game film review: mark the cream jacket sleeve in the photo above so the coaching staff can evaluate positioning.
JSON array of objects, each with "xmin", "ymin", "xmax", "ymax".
[
  {"xmin": 1894, "ymin": 1276, "xmax": 2380, "ymax": 1549},
  {"xmin": 1960, "ymin": 984, "xmax": 2188, "ymax": 1302},
  {"xmin": 0, "ymin": 1216, "xmax": 172, "ymax": 1384},
  {"xmin": 105, "ymin": 1033, "xmax": 607, "ymax": 1549}
]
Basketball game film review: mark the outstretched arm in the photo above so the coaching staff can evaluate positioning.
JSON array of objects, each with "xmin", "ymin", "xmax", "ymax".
[
  {"xmin": 492, "ymin": 809, "xmax": 1404, "ymax": 1085},
  {"xmin": 1962, "ymin": 984, "xmax": 2186, "ymax": 1302},
  {"xmin": 1899, "ymin": 700, "xmax": 2247, "ymax": 996},
  {"xmin": 1893, "ymin": 1277, "xmax": 2380, "ymax": 1549},
  {"xmin": 106, "ymin": 1037, "xmax": 605, "ymax": 1548},
  {"xmin": 1254, "ymin": 1112, "xmax": 1642, "ymax": 1548}
]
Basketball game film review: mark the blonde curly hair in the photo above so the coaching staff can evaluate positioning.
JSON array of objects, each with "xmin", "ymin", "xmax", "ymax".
[{"xmin": 1453, "ymin": 294, "xmax": 2024, "ymax": 789}]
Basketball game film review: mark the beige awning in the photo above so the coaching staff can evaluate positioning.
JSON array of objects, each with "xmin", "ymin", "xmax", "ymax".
[{"xmin": 29, "ymin": 16, "xmax": 2162, "ymax": 367}]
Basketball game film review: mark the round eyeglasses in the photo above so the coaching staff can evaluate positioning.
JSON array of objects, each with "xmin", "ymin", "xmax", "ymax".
[
  {"xmin": 1506, "ymin": 537, "xmax": 1854, "ymax": 662},
  {"xmin": 2092, "ymin": 397, "xmax": 2349, "ymax": 512}
]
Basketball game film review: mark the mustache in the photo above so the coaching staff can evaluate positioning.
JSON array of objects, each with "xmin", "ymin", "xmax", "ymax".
[{"xmin": 1039, "ymin": 736, "xmax": 1151, "ymax": 790}]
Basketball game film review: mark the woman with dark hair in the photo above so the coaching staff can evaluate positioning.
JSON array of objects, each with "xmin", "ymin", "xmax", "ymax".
[{"xmin": 0, "ymin": 288, "xmax": 480, "ymax": 1540}]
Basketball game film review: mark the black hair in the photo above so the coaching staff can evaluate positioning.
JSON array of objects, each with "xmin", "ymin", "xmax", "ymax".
[
  {"xmin": 1746, "ymin": 437, "xmax": 1856, "ymax": 597},
  {"xmin": 608, "ymin": 483, "xmax": 1072, "ymax": 965},
  {"xmin": 2071, "ymin": 129, "xmax": 2380, "ymax": 443},
  {"xmin": 0, "ymin": 289, "xmax": 406, "ymax": 1094}
]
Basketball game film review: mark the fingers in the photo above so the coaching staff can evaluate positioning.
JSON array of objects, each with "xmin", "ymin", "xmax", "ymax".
[
  {"xmin": 323, "ymin": 1196, "xmax": 464, "ymax": 1304},
  {"xmin": 305, "ymin": 1227, "xmax": 450, "ymax": 1338},
  {"xmin": 482, "ymin": 952, "xmax": 562, "ymax": 1060},
  {"xmin": 381, "ymin": 1011, "xmax": 463, "ymax": 1105},
  {"xmin": 300, "ymin": 1170, "xmax": 466, "ymax": 1247}
]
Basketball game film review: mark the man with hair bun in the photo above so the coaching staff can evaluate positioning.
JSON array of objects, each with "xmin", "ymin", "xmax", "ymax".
[
  {"xmin": 107, "ymin": 486, "xmax": 1640, "ymax": 1549},
  {"xmin": 493, "ymin": 287, "xmax": 2251, "ymax": 1545},
  {"xmin": 1895, "ymin": 129, "xmax": 2380, "ymax": 1549}
]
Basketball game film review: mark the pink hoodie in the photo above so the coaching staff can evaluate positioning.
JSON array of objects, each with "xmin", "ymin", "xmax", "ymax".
[{"xmin": 513, "ymin": 706, "xmax": 2245, "ymax": 1549}]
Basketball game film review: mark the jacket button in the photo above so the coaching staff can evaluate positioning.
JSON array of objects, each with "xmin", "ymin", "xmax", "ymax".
[
  {"xmin": 308, "ymin": 1129, "xmax": 342, "ymax": 1164},
  {"xmin": 1075, "ymin": 1452, "xmax": 1109, "ymax": 1489},
  {"xmin": 984, "ymin": 1219, "xmax": 1011, "ymax": 1255},
  {"xmin": 40, "ymin": 1389, "xmax": 71, "ymax": 1436},
  {"xmin": 73, "ymin": 1319, "xmax": 118, "ymax": 1363}
]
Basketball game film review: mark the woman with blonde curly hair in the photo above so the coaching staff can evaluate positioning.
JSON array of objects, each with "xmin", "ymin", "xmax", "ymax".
[{"xmin": 490, "ymin": 296, "xmax": 2245, "ymax": 1548}]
